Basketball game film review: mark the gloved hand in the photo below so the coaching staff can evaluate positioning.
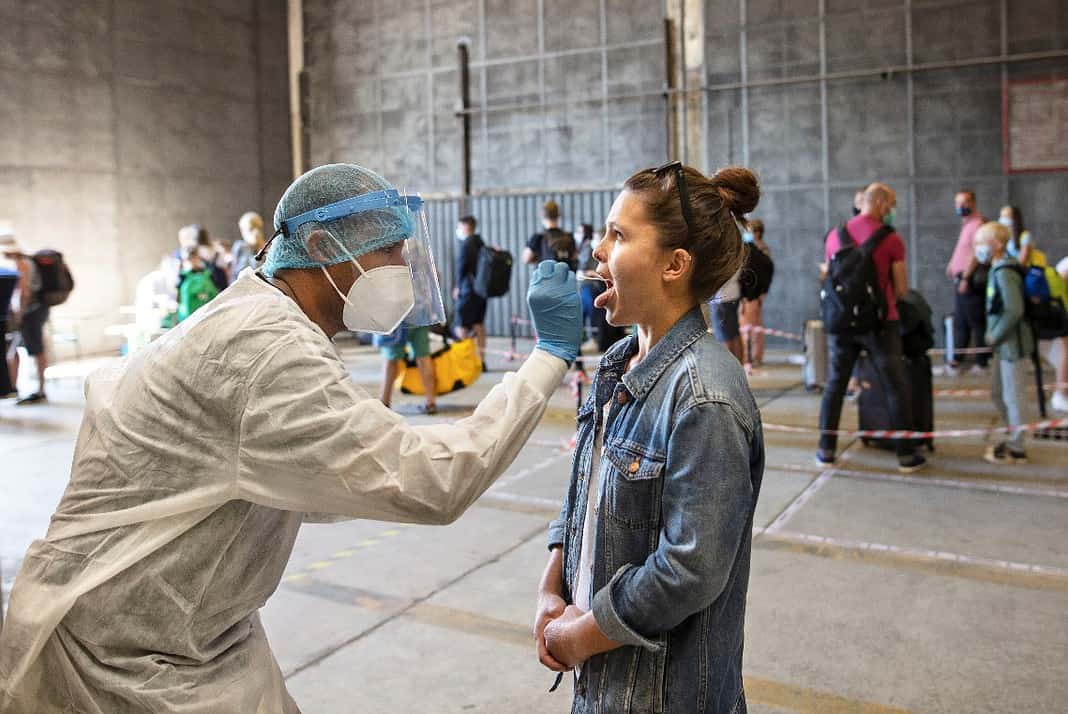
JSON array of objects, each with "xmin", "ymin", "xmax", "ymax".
[{"xmin": 528, "ymin": 261, "xmax": 583, "ymax": 364}]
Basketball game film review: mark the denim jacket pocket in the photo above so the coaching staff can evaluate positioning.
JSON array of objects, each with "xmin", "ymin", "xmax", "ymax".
[{"xmin": 603, "ymin": 441, "xmax": 666, "ymax": 529}]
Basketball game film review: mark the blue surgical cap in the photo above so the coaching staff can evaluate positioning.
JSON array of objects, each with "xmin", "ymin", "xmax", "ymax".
[{"xmin": 263, "ymin": 163, "xmax": 415, "ymax": 277}]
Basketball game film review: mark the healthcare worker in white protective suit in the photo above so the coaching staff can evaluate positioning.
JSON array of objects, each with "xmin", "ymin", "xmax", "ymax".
[{"xmin": 0, "ymin": 163, "xmax": 583, "ymax": 713}]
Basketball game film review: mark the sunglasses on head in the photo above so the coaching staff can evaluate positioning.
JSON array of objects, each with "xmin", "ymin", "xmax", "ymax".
[{"xmin": 649, "ymin": 160, "xmax": 697, "ymax": 240}]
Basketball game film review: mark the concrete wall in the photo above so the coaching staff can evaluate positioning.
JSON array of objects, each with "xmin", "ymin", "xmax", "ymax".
[
  {"xmin": 306, "ymin": 0, "xmax": 1068, "ymax": 342},
  {"xmin": 703, "ymin": 0, "xmax": 1068, "ymax": 339},
  {"xmin": 0, "ymin": 0, "xmax": 292, "ymax": 355},
  {"xmin": 303, "ymin": 0, "xmax": 669, "ymax": 192}
]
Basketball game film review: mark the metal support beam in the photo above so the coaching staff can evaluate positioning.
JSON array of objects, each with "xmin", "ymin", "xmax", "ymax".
[
  {"xmin": 458, "ymin": 40, "xmax": 473, "ymax": 208},
  {"xmin": 664, "ymin": 18, "xmax": 679, "ymax": 161}
]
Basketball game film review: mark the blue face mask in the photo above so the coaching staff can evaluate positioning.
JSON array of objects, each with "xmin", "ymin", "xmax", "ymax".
[
  {"xmin": 741, "ymin": 231, "xmax": 754, "ymax": 244},
  {"xmin": 883, "ymin": 207, "xmax": 897, "ymax": 226},
  {"xmin": 975, "ymin": 244, "xmax": 993, "ymax": 264},
  {"xmin": 956, "ymin": 206, "xmax": 972, "ymax": 217}
]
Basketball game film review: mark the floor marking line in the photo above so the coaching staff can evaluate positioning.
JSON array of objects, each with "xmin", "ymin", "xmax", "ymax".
[
  {"xmin": 282, "ymin": 520, "xmax": 550, "ymax": 681},
  {"xmin": 475, "ymin": 491, "xmax": 561, "ymax": 517},
  {"xmin": 765, "ymin": 441, "xmax": 857, "ymax": 533},
  {"xmin": 771, "ymin": 460, "xmax": 1068, "ymax": 490},
  {"xmin": 758, "ymin": 529, "xmax": 1068, "ymax": 591},
  {"xmin": 743, "ymin": 675, "xmax": 912, "ymax": 714},
  {"xmin": 406, "ymin": 603, "xmax": 532, "ymax": 648},
  {"xmin": 491, "ymin": 450, "xmax": 572, "ymax": 488},
  {"xmin": 771, "ymin": 462, "xmax": 1068, "ymax": 499}
]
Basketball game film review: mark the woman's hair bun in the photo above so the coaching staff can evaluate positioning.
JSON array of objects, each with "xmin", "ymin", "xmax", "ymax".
[{"xmin": 711, "ymin": 166, "xmax": 760, "ymax": 218}]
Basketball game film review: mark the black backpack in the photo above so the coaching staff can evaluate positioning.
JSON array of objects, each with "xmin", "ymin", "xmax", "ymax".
[
  {"xmin": 32, "ymin": 249, "xmax": 75, "ymax": 307},
  {"xmin": 539, "ymin": 228, "xmax": 577, "ymax": 268},
  {"xmin": 474, "ymin": 246, "xmax": 513, "ymax": 298},
  {"xmin": 820, "ymin": 224, "xmax": 892, "ymax": 335},
  {"xmin": 739, "ymin": 245, "xmax": 774, "ymax": 300}
]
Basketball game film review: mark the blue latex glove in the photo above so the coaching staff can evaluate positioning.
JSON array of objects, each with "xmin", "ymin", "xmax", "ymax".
[{"xmin": 528, "ymin": 261, "xmax": 583, "ymax": 364}]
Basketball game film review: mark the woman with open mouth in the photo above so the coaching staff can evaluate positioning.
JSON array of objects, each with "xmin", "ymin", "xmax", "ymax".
[{"xmin": 535, "ymin": 162, "xmax": 766, "ymax": 714}]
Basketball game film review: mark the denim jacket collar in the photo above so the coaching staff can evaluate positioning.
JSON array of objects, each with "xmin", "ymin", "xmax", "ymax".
[{"xmin": 615, "ymin": 305, "xmax": 708, "ymax": 401}]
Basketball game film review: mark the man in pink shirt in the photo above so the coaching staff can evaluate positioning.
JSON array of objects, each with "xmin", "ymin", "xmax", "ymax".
[
  {"xmin": 818, "ymin": 183, "xmax": 926, "ymax": 473},
  {"xmin": 945, "ymin": 190, "xmax": 989, "ymax": 370}
]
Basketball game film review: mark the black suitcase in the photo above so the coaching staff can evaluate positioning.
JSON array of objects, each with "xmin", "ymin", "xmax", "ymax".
[{"xmin": 856, "ymin": 351, "xmax": 934, "ymax": 451}]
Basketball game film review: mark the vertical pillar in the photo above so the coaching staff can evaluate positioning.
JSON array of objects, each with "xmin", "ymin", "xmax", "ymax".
[
  {"xmin": 287, "ymin": 0, "xmax": 306, "ymax": 178},
  {"xmin": 665, "ymin": 0, "xmax": 706, "ymax": 168}
]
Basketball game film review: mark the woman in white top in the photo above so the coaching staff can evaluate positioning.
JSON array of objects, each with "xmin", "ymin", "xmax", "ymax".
[{"xmin": 999, "ymin": 205, "xmax": 1033, "ymax": 266}]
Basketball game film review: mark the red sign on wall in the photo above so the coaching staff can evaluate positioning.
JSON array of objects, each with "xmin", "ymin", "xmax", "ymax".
[{"xmin": 1003, "ymin": 76, "xmax": 1068, "ymax": 174}]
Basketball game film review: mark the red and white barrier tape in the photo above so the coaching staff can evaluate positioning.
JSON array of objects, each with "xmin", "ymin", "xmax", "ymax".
[
  {"xmin": 530, "ymin": 418, "xmax": 1067, "ymax": 454},
  {"xmin": 739, "ymin": 325, "xmax": 804, "ymax": 341},
  {"xmin": 761, "ymin": 417, "xmax": 1068, "ymax": 440}
]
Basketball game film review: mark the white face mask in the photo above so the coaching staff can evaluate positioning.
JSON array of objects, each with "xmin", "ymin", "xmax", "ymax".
[
  {"xmin": 999, "ymin": 216, "xmax": 1014, "ymax": 229},
  {"xmin": 455, "ymin": 227, "xmax": 466, "ymax": 241},
  {"xmin": 321, "ymin": 258, "xmax": 414, "ymax": 334}
]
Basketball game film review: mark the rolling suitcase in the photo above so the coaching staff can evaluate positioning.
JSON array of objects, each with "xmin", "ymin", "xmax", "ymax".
[
  {"xmin": 856, "ymin": 352, "xmax": 934, "ymax": 451},
  {"xmin": 803, "ymin": 320, "xmax": 827, "ymax": 392}
]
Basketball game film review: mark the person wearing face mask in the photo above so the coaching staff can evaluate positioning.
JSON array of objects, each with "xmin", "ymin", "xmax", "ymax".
[
  {"xmin": 0, "ymin": 164, "xmax": 583, "ymax": 713},
  {"xmin": 998, "ymin": 205, "xmax": 1036, "ymax": 268},
  {"xmin": 974, "ymin": 221, "xmax": 1036, "ymax": 464},
  {"xmin": 451, "ymin": 214, "xmax": 487, "ymax": 363},
  {"xmin": 945, "ymin": 190, "xmax": 989, "ymax": 373},
  {"xmin": 738, "ymin": 219, "xmax": 772, "ymax": 368}
]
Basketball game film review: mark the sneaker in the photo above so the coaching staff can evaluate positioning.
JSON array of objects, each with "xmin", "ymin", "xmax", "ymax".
[
  {"xmin": 968, "ymin": 364, "xmax": 988, "ymax": 376},
  {"xmin": 1051, "ymin": 391, "xmax": 1068, "ymax": 413},
  {"xmin": 419, "ymin": 403, "xmax": 438, "ymax": 415},
  {"xmin": 983, "ymin": 442, "xmax": 1027, "ymax": 465},
  {"xmin": 815, "ymin": 450, "xmax": 836, "ymax": 467},
  {"xmin": 14, "ymin": 392, "xmax": 46, "ymax": 406},
  {"xmin": 897, "ymin": 452, "xmax": 928, "ymax": 473}
]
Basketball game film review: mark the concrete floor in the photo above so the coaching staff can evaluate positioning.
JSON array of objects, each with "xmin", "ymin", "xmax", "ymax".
[{"xmin": 1, "ymin": 337, "xmax": 1066, "ymax": 713}]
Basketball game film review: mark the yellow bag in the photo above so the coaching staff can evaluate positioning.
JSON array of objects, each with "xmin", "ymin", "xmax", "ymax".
[{"xmin": 398, "ymin": 337, "xmax": 483, "ymax": 395}]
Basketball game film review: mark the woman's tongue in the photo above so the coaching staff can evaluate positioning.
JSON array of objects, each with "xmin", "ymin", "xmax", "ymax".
[{"xmin": 594, "ymin": 284, "xmax": 615, "ymax": 309}]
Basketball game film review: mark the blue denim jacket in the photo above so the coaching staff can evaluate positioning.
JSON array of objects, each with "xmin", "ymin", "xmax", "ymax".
[{"xmin": 548, "ymin": 306, "xmax": 765, "ymax": 714}]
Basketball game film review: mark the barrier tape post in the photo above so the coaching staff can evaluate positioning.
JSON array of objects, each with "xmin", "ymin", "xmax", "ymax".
[
  {"xmin": 576, "ymin": 369, "xmax": 584, "ymax": 415},
  {"xmin": 509, "ymin": 316, "xmax": 518, "ymax": 362}
]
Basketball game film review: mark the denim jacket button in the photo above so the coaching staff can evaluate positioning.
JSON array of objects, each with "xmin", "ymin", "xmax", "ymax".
[{"xmin": 628, "ymin": 460, "xmax": 640, "ymax": 474}]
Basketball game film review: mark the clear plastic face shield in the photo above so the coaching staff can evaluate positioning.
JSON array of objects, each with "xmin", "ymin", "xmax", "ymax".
[{"xmin": 260, "ymin": 189, "xmax": 447, "ymax": 328}]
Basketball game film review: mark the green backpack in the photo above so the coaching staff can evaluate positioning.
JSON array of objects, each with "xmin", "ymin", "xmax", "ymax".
[{"xmin": 177, "ymin": 270, "xmax": 219, "ymax": 322}]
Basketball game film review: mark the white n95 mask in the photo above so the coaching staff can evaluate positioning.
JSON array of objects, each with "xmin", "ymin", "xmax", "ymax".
[{"xmin": 321, "ymin": 259, "xmax": 414, "ymax": 334}]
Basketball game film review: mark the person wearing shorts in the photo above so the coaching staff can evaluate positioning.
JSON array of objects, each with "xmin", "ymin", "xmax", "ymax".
[
  {"xmin": 375, "ymin": 325, "xmax": 437, "ymax": 414},
  {"xmin": 453, "ymin": 216, "xmax": 488, "ymax": 366},
  {"xmin": 711, "ymin": 298, "xmax": 743, "ymax": 362}
]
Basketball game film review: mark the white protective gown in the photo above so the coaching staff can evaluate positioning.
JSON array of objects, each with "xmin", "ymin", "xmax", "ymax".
[{"xmin": 0, "ymin": 270, "xmax": 566, "ymax": 713}]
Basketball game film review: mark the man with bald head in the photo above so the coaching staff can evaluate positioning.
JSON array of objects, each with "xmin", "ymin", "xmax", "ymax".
[{"xmin": 818, "ymin": 183, "xmax": 926, "ymax": 473}]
